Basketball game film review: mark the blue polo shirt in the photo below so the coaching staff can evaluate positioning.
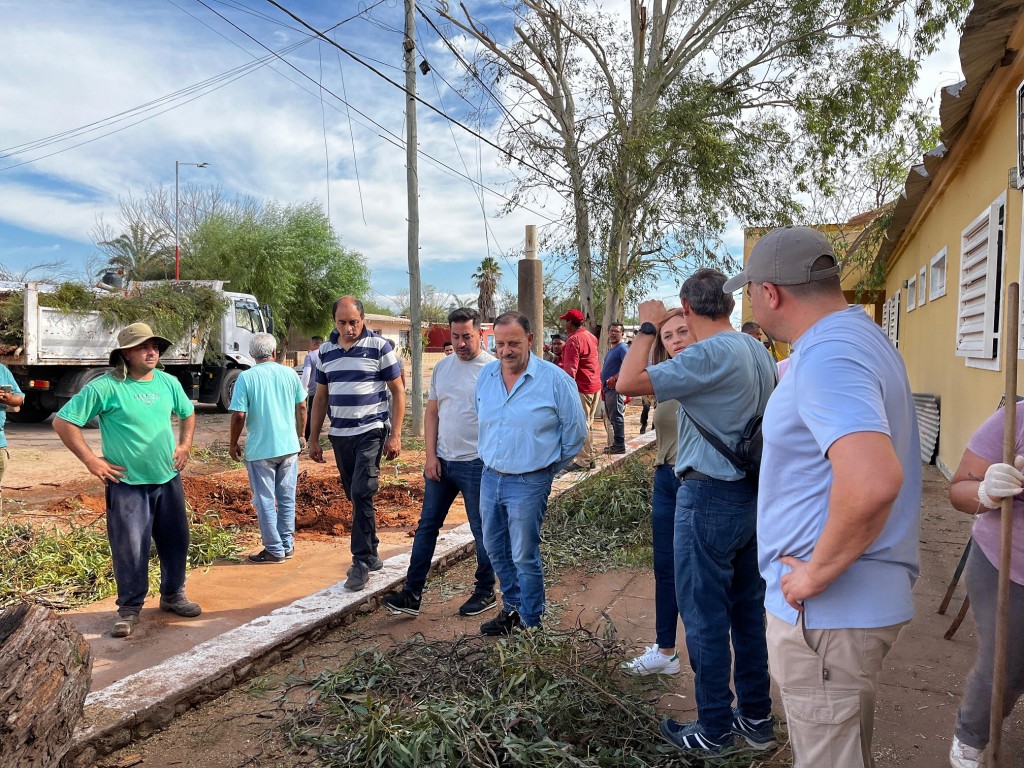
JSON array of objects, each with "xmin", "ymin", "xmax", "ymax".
[{"xmin": 475, "ymin": 353, "xmax": 586, "ymax": 474}]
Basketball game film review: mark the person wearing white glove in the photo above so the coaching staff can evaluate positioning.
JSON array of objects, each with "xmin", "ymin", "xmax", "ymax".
[
  {"xmin": 975, "ymin": 455, "xmax": 1024, "ymax": 509},
  {"xmin": 947, "ymin": 410, "xmax": 1024, "ymax": 768}
]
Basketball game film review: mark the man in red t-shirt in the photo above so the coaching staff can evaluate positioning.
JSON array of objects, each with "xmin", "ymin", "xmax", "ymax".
[{"xmin": 558, "ymin": 309, "xmax": 601, "ymax": 470}]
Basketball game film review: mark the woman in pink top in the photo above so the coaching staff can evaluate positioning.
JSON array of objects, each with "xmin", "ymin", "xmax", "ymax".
[{"xmin": 947, "ymin": 406, "xmax": 1024, "ymax": 768}]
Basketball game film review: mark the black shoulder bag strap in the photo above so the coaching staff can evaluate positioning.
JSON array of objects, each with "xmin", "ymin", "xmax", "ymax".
[{"xmin": 678, "ymin": 406, "xmax": 746, "ymax": 472}]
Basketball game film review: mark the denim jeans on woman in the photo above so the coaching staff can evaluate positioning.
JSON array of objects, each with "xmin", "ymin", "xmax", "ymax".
[
  {"xmin": 480, "ymin": 465, "xmax": 555, "ymax": 627},
  {"xmin": 405, "ymin": 457, "xmax": 494, "ymax": 597},
  {"xmin": 652, "ymin": 462, "xmax": 681, "ymax": 648},
  {"xmin": 245, "ymin": 452, "xmax": 299, "ymax": 558},
  {"xmin": 105, "ymin": 475, "xmax": 190, "ymax": 613},
  {"xmin": 674, "ymin": 475, "xmax": 772, "ymax": 740}
]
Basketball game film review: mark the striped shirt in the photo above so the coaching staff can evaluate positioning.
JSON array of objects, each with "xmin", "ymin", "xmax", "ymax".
[{"xmin": 316, "ymin": 327, "xmax": 403, "ymax": 437}]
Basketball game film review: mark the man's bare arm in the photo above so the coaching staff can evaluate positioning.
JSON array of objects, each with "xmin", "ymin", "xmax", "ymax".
[
  {"xmin": 53, "ymin": 416, "xmax": 125, "ymax": 483},
  {"xmin": 384, "ymin": 375, "xmax": 405, "ymax": 460},
  {"xmin": 780, "ymin": 431, "xmax": 903, "ymax": 609}
]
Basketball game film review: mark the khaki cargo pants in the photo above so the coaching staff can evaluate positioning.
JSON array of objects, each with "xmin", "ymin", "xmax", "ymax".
[
  {"xmin": 766, "ymin": 612, "xmax": 906, "ymax": 768},
  {"xmin": 0, "ymin": 447, "xmax": 8, "ymax": 488}
]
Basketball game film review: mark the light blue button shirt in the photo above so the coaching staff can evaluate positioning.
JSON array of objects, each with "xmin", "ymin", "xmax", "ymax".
[{"xmin": 476, "ymin": 353, "xmax": 586, "ymax": 474}]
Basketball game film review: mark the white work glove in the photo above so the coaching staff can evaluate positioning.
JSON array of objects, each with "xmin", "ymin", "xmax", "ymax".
[{"xmin": 977, "ymin": 456, "xmax": 1024, "ymax": 509}]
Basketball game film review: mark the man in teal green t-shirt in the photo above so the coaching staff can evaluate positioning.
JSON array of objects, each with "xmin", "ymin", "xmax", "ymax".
[
  {"xmin": 54, "ymin": 322, "xmax": 200, "ymax": 639},
  {"xmin": 229, "ymin": 332, "xmax": 307, "ymax": 564},
  {"xmin": 0, "ymin": 362, "xmax": 26, "ymax": 491}
]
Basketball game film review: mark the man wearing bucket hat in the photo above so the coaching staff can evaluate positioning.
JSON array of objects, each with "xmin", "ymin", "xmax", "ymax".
[
  {"xmin": 726, "ymin": 226, "xmax": 920, "ymax": 767},
  {"xmin": 53, "ymin": 322, "xmax": 200, "ymax": 639}
]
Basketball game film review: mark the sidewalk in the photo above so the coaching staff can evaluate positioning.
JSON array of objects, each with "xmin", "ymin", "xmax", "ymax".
[{"xmin": 65, "ymin": 433, "xmax": 657, "ymax": 766}]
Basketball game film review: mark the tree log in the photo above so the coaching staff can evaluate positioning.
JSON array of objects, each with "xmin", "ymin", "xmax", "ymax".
[{"xmin": 0, "ymin": 604, "xmax": 93, "ymax": 767}]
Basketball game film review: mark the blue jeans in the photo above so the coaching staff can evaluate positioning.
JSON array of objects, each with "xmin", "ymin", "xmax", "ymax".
[
  {"xmin": 480, "ymin": 465, "xmax": 555, "ymax": 627},
  {"xmin": 652, "ymin": 463, "xmax": 681, "ymax": 648},
  {"xmin": 246, "ymin": 453, "xmax": 298, "ymax": 558},
  {"xmin": 405, "ymin": 457, "xmax": 494, "ymax": 596},
  {"xmin": 675, "ymin": 476, "xmax": 771, "ymax": 740},
  {"xmin": 105, "ymin": 475, "xmax": 189, "ymax": 613}
]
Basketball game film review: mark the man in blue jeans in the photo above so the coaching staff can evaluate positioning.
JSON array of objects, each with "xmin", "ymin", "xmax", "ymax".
[
  {"xmin": 381, "ymin": 307, "xmax": 497, "ymax": 617},
  {"xmin": 600, "ymin": 321, "xmax": 628, "ymax": 455},
  {"xmin": 229, "ymin": 332, "xmax": 307, "ymax": 564},
  {"xmin": 618, "ymin": 269, "xmax": 777, "ymax": 755},
  {"xmin": 474, "ymin": 312, "xmax": 586, "ymax": 635}
]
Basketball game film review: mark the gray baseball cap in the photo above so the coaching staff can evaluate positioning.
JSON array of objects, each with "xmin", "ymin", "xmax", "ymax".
[{"xmin": 722, "ymin": 226, "xmax": 841, "ymax": 293}]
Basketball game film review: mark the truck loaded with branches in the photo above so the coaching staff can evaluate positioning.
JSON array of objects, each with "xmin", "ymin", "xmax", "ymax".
[{"xmin": 0, "ymin": 278, "xmax": 274, "ymax": 422}]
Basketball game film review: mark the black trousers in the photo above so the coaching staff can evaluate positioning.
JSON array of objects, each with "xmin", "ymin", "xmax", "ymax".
[{"xmin": 329, "ymin": 428, "xmax": 386, "ymax": 563}]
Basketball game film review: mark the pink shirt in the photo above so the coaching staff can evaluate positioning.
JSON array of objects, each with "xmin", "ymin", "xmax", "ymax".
[{"xmin": 967, "ymin": 406, "xmax": 1024, "ymax": 586}]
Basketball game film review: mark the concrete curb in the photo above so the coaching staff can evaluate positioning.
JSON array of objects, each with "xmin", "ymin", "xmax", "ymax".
[{"xmin": 66, "ymin": 433, "xmax": 656, "ymax": 766}]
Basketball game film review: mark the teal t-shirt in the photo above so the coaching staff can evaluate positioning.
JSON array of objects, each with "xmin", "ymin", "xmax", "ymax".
[
  {"xmin": 0, "ymin": 364, "xmax": 25, "ymax": 448},
  {"xmin": 228, "ymin": 362, "xmax": 306, "ymax": 461},
  {"xmin": 56, "ymin": 370, "xmax": 194, "ymax": 485}
]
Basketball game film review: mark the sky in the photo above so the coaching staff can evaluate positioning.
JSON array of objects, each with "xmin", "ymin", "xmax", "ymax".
[{"xmin": 0, "ymin": 1, "xmax": 966, "ymax": 312}]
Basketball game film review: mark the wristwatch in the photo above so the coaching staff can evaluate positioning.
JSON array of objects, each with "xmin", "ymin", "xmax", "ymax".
[{"xmin": 638, "ymin": 322, "xmax": 657, "ymax": 336}]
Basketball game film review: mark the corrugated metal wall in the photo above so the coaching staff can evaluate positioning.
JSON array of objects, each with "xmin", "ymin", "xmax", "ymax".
[{"xmin": 914, "ymin": 392, "xmax": 941, "ymax": 464}]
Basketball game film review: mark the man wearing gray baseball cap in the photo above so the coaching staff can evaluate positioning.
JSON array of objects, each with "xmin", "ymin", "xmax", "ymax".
[{"xmin": 727, "ymin": 226, "xmax": 921, "ymax": 768}]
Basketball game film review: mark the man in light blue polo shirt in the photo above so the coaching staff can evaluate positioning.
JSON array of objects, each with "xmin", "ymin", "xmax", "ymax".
[
  {"xmin": 725, "ymin": 226, "xmax": 921, "ymax": 768},
  {"xmin": 475, "ymin": 311, "xmax": 586, "ymax": 635},
  {"xmin": 0, "ymin": 363, "xmax": 25, "ymax": 490},
  {"xmin": 230, "ymin": 332, "xmax": 307, "ymax": 564}
]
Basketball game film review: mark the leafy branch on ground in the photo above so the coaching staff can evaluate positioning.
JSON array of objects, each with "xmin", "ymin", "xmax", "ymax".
[
  {"xmin": 543, "ymin": 454, "xmax": 654, "ymax": 572},
  {"xmin": 0, "ymin": 512, "xmax": 243, "ymax": 610},
  {"xmin": 289, "ymin": 628, "xmax": 770, "ymax": 768}
]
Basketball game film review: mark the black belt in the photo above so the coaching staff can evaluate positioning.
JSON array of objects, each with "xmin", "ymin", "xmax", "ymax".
[{"xmin": 680, "ymin": 469, "xmax": 712, "ymax": 481}]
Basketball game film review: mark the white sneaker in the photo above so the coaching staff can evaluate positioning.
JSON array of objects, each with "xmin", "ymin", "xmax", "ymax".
[
  {"xmin": 949, "ymin": 735, "xmax": 985, "ymax": 768},
  {"xmin": 621, "ymin": 644, "xmax": 680, "ymax": 676}
]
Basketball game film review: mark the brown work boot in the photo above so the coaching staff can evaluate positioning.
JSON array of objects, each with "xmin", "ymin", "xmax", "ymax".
[
  {"xmin": 159, "ymin": 593, "xmax": 202, "ymax": 617},
  {"xmin": 111, "ymin": 611, "xmax": 140, "ymax": 638}
]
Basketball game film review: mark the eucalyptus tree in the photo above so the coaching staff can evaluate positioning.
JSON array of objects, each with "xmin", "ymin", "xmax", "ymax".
[{"xmin": 436, "ymin": 0, "xmax": 967, "ymax": 352}]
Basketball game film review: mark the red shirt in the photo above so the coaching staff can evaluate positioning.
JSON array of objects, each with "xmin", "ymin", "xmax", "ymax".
[{"xmin": 559, "ymin": 327, "xmax": 601, "ymax": 394}]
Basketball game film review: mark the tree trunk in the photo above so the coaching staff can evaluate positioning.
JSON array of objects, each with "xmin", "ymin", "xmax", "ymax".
[{"xmin": 0, "ymin": 604, "xmax": 93, "ymax": 767}]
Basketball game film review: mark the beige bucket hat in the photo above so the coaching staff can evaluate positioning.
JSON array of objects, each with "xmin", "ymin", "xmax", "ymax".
[{"xmin": 108, "ymin": 322, "xmax": 172, "ymax": 366}]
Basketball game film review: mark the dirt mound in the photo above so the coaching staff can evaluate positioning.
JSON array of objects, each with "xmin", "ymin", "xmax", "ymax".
[{"xmin": 183, "ymin": 471, "xmax": 422, "ymax": 537}]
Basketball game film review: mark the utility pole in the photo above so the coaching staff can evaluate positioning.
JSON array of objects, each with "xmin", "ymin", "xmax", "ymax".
[
  {"xmin": 519, "ymin": 224, "xmax": 544, "ymax": 356},
  {"xmin": 404, "ymin": 0, "xmax": 423, "ymax": 437}
]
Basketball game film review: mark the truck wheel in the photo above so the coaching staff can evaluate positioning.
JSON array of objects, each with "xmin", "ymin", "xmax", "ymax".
[
  {"xmin": 6, "ymin": 403, "xmax": 53, "ymax": 423},
  {"xmin": 216, "ymin": 369, "xmax": 241, "ymax": 413}
]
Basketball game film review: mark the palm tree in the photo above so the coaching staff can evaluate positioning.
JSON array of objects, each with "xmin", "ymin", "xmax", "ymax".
[
  {"xmin": 99, "ymin": 222, "xmax": 173, "ymax": 280},
  {"xmin": 472, "ymin": 257, "xmax": 502, "ymax": 323}
]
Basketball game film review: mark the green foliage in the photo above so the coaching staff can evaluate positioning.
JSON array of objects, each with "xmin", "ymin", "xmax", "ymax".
[
  {"xmin": 543, "ymin": 455, "xmax": 654, "ymax": 571},
  {"xmin": 0, "ymin": 513, "xmax": 242, "ymax": 610},
  {"xmin": 0, "ymin": 282, "xmax": 228, "ymax": 349},
  {"xmin": 188, "ymin": 201, "xmax": 370, "ymax": 337},
  {"xmin": 291, "ymin": 629, "xmax": 765, "ymax": 768},
  {"xmin": 98, "ymin": 221, "xmax": 173, "ymax": 280}
]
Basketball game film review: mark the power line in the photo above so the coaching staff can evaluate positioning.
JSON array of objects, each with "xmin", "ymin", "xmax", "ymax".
[{"xmin": 263, "ymin": 0, "xmax": 568, "ymax": 193}]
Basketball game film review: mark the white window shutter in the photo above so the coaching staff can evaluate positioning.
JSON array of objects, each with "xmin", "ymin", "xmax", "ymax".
[{"xmin": 956, "ymin": 206, "xmax": 997, "ymax": 358}]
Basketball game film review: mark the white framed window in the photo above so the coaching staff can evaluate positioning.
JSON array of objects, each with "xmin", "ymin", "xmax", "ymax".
[
  {"xmin": 907, "ymin": 275, "xmax": 917, "ymax": 311},
  {"xmin": 956, "ymin": 193, "xmax": 1005, "ymax": 370},
  {"xmin": 882, "ymin": 291, "xmax": 900, "ymax": 348},
  {"xmin": 930, "ymin": 248, "xmax": 947, "ymax": 300},
  {"xmin": 918, "ymin": 266, "xmax": 927, "ymax": 306}
]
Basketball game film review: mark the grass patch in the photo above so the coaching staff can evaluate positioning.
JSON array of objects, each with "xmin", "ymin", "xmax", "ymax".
[
  {"xmin": 0, "ymin": 512, "xmax": 243, "ymax": 609},
  {"xmin": 290, "ymin": 629, "xmax": 769, "ymax": 768},
  {"xmin": 543, "ymin": 454, "xmax": 654, "ymax": 572},
  {"xmin": 190, "ymin": 440, "xmax": 243, "ymax": 469}
]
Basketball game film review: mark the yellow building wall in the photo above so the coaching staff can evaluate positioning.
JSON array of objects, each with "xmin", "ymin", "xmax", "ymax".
[{"xmin": 887, "ymin": 84, "xmax": 1023, "ymax": 475}]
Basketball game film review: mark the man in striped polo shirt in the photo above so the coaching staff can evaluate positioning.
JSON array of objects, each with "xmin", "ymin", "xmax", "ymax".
[{"xmin": 309, "ymin": 296, "xmax": 405, "ymax": 591}]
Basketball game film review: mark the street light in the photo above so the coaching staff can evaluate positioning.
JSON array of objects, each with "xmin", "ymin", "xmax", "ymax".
[{"xmin": 175, "ymin": 160, "xmax": 209, "ymax": 280}]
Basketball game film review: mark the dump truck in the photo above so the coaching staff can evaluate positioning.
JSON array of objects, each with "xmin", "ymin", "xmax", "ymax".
[{"xmin": 0, "ymin": 279, "xmax": 274, "ymax": 422}]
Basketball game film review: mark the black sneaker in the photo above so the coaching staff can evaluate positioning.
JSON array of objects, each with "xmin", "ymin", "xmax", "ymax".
[
  {"xmin": 565, "ymin": 462, "xmax": 590, "ymax": 472},
  {"xmin": 608, "ymin": 445, "xmax": 626, "ymax": 455},
  {"xmin": 480, "ymin": 608, "xmax": 522, "ymax": 636},
  {"xmin": 459, "ymin": 591, "xmax": 497, "ymax": 616},
  {"xmin": 248, "ymin": 549, "xmax": 285, "ymax": 564},
  {"xmin": 284, "ymin": 547, "xmax": 294, "ymax": 559},
  {"xmin": 368, "ymin": 555, "xmax": 384, "ymax": 571},
  {"xmin": 730, "ymin": 708, "xmax": 777, "ymax": 750},
  {"xmin": 345, "ymin": 561, "xmax": 370, "ymax": 591},
  {"xmin": 659, "ymin": 718, "xmax": 733, "ymax": 754},
  {"xmin": 159, "ymin": 594, "xmax": 202, "ymax": 617},
  {"xmin": 382, "ymin": 590, "xmax": 421, "ymax": 616}
]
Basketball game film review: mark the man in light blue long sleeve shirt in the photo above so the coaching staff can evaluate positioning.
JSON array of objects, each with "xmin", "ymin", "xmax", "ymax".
[{"xmin": 475, "ymin": 311, "xmax": 586, "ymax": 634}]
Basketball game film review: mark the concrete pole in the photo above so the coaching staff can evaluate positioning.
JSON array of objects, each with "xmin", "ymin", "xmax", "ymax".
[
  {"xmin": 519, "ymin": 224, "xmax": 544, "ymax": 356},
  {"xmin": 404, "ymin": 0, "xmax": 423, "ymax": 437}
]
